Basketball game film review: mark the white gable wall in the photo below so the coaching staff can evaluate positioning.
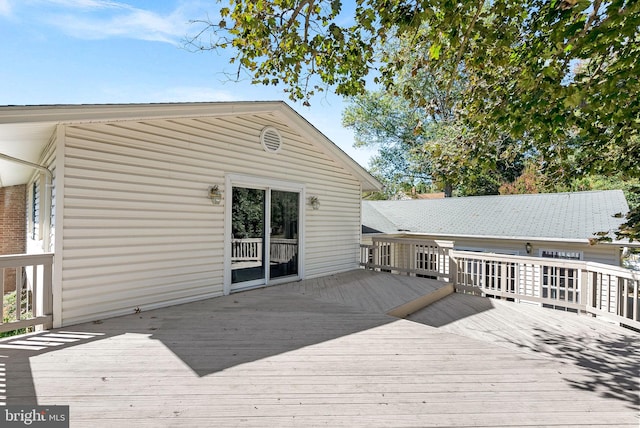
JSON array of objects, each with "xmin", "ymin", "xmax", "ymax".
[{"xmin": 56, "ymin": 112, "xmax": 362, "ymax": 326}]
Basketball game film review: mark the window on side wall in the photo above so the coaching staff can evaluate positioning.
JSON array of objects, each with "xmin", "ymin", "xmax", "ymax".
[
  {"xmin": 539, "ymin": 249, "xmax": 582, "ymax": 260},
  {"xmin": 32, "ymin": 181, "xmax": 39, "ymax": 240}
]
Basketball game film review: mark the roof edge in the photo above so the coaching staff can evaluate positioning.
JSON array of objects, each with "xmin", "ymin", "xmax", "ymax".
[
  {"xmin": 0, "ymin": 101, "xmax": 382, "ymax": 191},
  {"xmin": 369, "ymin": 231, "xmax": 631, "ymax": 246},
  {"xmin": 0, "ymin": 101, "xmax": 283, "ymax": 125}
]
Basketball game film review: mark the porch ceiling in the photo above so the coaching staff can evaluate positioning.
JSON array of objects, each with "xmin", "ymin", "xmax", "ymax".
[{"xmin": 0, "ymin": 122, "xmax": 55, "ymax": 187}]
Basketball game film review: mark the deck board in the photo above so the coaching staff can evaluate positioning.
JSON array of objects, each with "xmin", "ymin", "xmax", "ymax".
[
  {"xmin": 281, "ymin": 270, "xmax": 445, "ymax": 314},
  {"xmin": 1, "ymin": 270, "xmax": 638, "ymax": 427}
]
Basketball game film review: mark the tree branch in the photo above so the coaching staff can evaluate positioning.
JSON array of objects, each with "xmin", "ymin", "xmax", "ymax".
[
  {"xmin": 444, "ymin": 0, "xmax": 484, "ymax": 109},
  {"xmin": 281, "ymin": 0, "xmax": 316, "ymax": 43}
]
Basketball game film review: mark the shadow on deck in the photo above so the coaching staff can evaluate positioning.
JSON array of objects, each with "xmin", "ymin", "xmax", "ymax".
[
  {"xmin": 0, "ymin": 284, "xmax": 396, "ymax": 404},
  {"xmin": 0, "ymin": 270, "xmax": 637, "ymax": 426},
  {"xmin": 409, "ymin": 292, "xmax": 640, "ymax": 409}
]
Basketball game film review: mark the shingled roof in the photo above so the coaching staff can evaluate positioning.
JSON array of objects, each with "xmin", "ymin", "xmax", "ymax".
[{"xmin": 362, "ymin": 190, "xmax": 629, "ymax": 243}]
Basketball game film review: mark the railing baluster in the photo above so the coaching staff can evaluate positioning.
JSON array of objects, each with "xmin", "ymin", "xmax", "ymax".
[
  {"xmin": 0, "ymin": 268, "xmax": 4, "ymax": 322},
  {"xmin": 607, "ymin": 273, "xmax": 612, "ymax": 314},
  {"xmin": 633, "ymin": 280, "xmax": 640, "ymax": 321},
  {"xmin": 622, "ymin": 278, "xmax": 628, "ymax": 319},
  {"xmin": 43, "ymin": 258, "xmax": 53, "ymax": 326},
  {"xmin": 595, "ymin": 272, "xmax": 601, "ymax": 311},
  {"xmin": 446, "ymin": 249, "xmax": 639, "ymax": 329},
  {"xmin": 0, "ymin": 253, "xmax": 54, "ymax": 333},
  {"xmin": 364, "ymin": 241, "xmax": 639, "ymax": 328},
  {"xmin": 15, "ymin": 267, "xmax": 22, "ymax": 321},
  {"xmin": 31, "ymin": 264, "xmax": 38, "ymax": 318}
]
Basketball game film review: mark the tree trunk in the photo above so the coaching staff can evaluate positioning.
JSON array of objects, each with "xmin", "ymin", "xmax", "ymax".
[{"xmin": 444, "ymin": 182, "xmax": 453, "ymax": 197}]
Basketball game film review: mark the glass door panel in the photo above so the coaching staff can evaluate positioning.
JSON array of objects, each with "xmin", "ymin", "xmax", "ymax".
[
  {"xmin": 270, "ymin": 190, "xmax": 299, "ymax": 279},
  {"xmin": 231, "ymin": 187, "xmax": 265, "ymax": 285}
]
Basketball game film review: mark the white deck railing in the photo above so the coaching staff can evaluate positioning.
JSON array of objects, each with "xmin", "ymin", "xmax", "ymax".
[
  {"xmin": 0, "ymin": 253, "xmax": 53, "ymax": 333},
  {"xmin": 231, "ymin": 238, "xmax": 299, "ymax": 264},
  {"xmin": 360, "ymin": 237, "xmax": 453, "ymax": 281},
  {"xmin": 231, "ymin": 238, "xmax": 263, "ymax": 262},
  {"xmin": 270, "ymin": 238, "xmax": 298, "ymax": 263},
  {"xmin": 361, "ymin": 238, "xmax": 640, "ymax": 330}
]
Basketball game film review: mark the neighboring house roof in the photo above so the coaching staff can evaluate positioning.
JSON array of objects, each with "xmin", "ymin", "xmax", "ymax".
[
  {"xmin": 362, "ymin": 201, "xmax": 398, "ymax": 235},
  {"xmin": 415, "ymin": 192, "xmax": 446, "ymax": 199},
  {"xmin": 362, "ymin": 190, "xmax": 630, "ymax": 243},
  {"xmin": 0, "ymin": 101, "xmax": 382, "ymax": 191}
]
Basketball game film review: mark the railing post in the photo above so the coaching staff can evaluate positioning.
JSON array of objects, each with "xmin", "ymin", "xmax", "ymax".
[
  {"xmin": 591, "ymin": 270, "xmax": 598, "ymax": 312},
  {"xmin": 449, "ymin": 253, "xmax": 458, "ymax": 289},
  {"xmin": 43, "ymin": 258, "xmax": 53, "ymax": 329},
  {"xmin": 499, "ymin": 262, "xmax": 507, "ymax": 294},
  {"xmin": 0, "ymin": 268, "xmax": 4, "ymax": 317},
  {"xmin": 580, "ymin": 268, "xmax": 590, "ymax": 315},
  {"xmin": 620, "ymin": 277, "xmax": 628, "ymax": 319},
  {"xmin": 436, "ymin": 241, "xmax": 454, "ymax": 282},
  {"xmin": 15, "ymin": 267, "xmax": 22, "ymax": 321},
  {"xmin": 372, "ymin": 243, "xmax": 379, "ymax": 271},
  {"xmin": 633, "ymin": 279, "xmax": 639, "ymax": 323}
]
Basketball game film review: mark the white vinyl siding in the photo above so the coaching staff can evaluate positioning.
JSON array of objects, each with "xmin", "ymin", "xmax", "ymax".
[
  {"xmin": 452, "ymin": 238, "xmax": 618, "ymax": 265},
  {"xmin": 437, "ymin": 236, "xmax": 619, "ymax": 266},
  {"xmin": 58, "ymin": 112, "xmax": 362, "ymax": 325}
]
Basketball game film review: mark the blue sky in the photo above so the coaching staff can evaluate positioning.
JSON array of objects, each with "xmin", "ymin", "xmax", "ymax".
[{"xmin": 0, "ymin": 0, "xmax": 376, "ymax": 167}]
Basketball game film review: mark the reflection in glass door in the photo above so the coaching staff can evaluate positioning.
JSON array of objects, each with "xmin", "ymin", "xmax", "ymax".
[
  {"xmin": 231, "ymin": 187, "xmax": 265, "ymax": 285},
  {"xmin": 270, "ymin": 190, "xmax": 299, "ymax": 279},
  {"xmin": 230, "ymin": 186, "xmax": 300, "ymax": 290}
]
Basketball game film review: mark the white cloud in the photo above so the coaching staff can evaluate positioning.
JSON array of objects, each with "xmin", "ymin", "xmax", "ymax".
[
  {"xmin": 92, "ymin": 84, "xmax": 241, "ymax": 105},
  {"xmin": 0, "ymin": 0, "xmax": 13, "ymax": 17},
  {"xmin": 44, "ymin": 0, "xmax": 129, "ymax": 9},
  {"xmin": 150, "ymin": 86, "xmax": 240, "ymax": 103},
  {"xmin": 34, "ymin": 0, "xmax": 210, "ymax": 45}
]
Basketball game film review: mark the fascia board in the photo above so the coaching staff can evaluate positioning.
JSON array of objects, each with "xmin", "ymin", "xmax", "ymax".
[{"xmin": 0, "ymin": 101, "xmax": 283, "ymax": 125}]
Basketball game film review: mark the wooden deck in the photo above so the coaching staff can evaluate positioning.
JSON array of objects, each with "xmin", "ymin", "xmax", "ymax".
[{"xmin": 0, "ymin": 270, "xmax": 638, "ymax": 427}]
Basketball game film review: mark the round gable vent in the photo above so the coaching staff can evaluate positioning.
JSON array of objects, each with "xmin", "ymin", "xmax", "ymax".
[{"xmin": 261, "ymin": 126, "xmax": 283, "ymax": 153}]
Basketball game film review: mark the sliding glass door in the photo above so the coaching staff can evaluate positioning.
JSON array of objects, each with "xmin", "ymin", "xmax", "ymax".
[
  {"xmin": 270, "ymin": 190, "xmax": 299, "ymax": 279},
  {"xmin": 231, "ymin": 187, "xmax": 266, "ymax": 286},
  {"xmin": 230, "ymin": 185, "xmax": 299, "ymax": 291}
]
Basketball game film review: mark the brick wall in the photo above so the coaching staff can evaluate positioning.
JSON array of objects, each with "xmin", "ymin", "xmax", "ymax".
[{"xmin": 0, "ymin": 184, "xmax": 27, "ymax": 292}]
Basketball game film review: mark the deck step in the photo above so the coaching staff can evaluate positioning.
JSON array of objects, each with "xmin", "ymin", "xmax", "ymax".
[{"xmin": 386, "ymin": 283, "xmax": 455, "ymax": 318}]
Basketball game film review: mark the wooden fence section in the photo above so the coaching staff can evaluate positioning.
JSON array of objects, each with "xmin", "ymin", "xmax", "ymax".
[
  {"xmin": 361, "ymin": 238, "xmax": 640, "ymax": 330},
  {"xmin": 0, "ymin": 253, "xmax": 53, "ymax": 333}
]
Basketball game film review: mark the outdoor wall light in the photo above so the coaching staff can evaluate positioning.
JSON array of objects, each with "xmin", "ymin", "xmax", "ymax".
[
  {"xmin": 525, "ymin": 242, "xmax": 532, "ymax": 255},
  {"xmin": 208, "ymin": 185, "xmax": 222, "ymax": 205},
  {"xmin": 308, "ymin": 196, "xmax": 320, "ymax": 210}
]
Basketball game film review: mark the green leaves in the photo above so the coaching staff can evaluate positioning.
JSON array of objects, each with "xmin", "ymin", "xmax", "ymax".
[
  {"xmin": 186, "ymin": 0, "xmax": 384, "ymax": 104},
  {"xmin": 429, "ymin": 44, "xmax": 441, "ymax": 60},
  {"xmin": 187, "ymin": 0, "xmax": 640, "ymax": 237}
]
